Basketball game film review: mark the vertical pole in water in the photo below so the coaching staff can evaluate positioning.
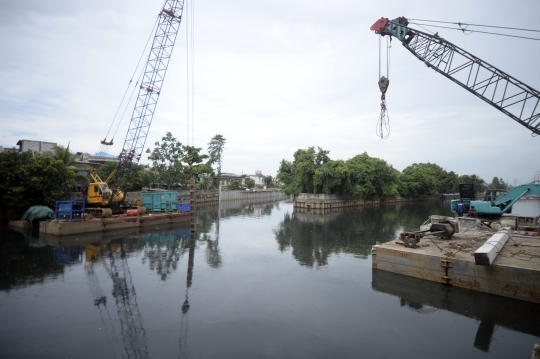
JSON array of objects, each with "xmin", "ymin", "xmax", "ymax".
[
  {"xmin": 190, "ymin": 177, "xmax": 196, "ymax": 233},
  {"xmin": 186, "ymin": 233, "xmax": 195, "ymax": 288}
]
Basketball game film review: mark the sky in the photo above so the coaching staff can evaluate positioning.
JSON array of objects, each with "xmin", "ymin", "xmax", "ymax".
[{"xmin": 1, "ymin": 0, "xmax": 539, "ymax": 185}]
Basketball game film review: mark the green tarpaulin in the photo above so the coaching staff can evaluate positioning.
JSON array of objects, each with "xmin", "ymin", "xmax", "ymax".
[{"xmin": 20, "ymin": 206, "xmax": 55, "ymax": 222}]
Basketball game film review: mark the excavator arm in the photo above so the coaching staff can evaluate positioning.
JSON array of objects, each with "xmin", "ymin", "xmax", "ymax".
[
  {"xmin": 452, "ymin": 184, "xmax": 540, "ymax": 217},
  {"xmin": 492, "ymin": 184, "xmax": 540, "ymax": 213},
  {"xmin": 370, "ymin": 17, "xmax": 540, "ymax": 136}
]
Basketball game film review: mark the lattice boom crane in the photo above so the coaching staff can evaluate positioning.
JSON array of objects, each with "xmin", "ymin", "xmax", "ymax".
[
  {"xmin": 86, "ymin": 0, "xmax": 186, "ymax": 213},
  {"xmin": 117, "ymin": 0, "xmax": 186, "ymax": 184},
  {"xmin": 370, "ymin": 17, "xmax": 540, "ymax": 136}
]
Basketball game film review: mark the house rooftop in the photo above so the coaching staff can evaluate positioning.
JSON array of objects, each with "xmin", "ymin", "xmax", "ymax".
[
  {"xmin": 221, "ymin": 172, "xmax": 243, "ymax": 178},
  {"xmin": 16, "ymin": 139, "xmax": 56, "ymax": 145},
  {"xmin": 92, "ymin": 152, "xmax": 117, "ymax": 158}
]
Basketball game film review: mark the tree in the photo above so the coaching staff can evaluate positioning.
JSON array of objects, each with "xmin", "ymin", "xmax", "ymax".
[
  {"xmin": 277, "ymin": 148, "xmax": 398, "ymax": 199},
  {"xmin": 313, "ymin": 159, "xmax": 349, "ymax": 195},
  {"xmin": 48, "ymin": 143, "xmax": 89, "ymax": 189},
  {"xmin": 276, "ymin": 159, "xmax": 296, "ymax": 193},
  {"xmin": 183, "ymin": 144, "xmax": 215, "ymax": 189},
  {"xmin": 399, "ymin": 163, "xmax": 441, "ymax": 197},
  {"xmin": 97, "ymin": 161, "xmax": 153, "ymax": 191},
  {"xmin": 207, "ymin": 134, "xmax": 226, "ymax": 184},
  {"xmin": 398, "ymin": 163, "xmax": 461, "ymax": 197},
  {"xmin": 277, "ymin": 147, "xmax": 331, "ymax": 196},
  {"xmin": 264, "ymin": 175, "xmax": 274, "ymax": 188},
  {"xmin": 146, "ymin": 132, "xmax": 186, "ymax": 189},
  {"xmin": 346, "ymin": 153, "xmax": 398, "ymax": 198},
  {"xmin": 245, "ymin": 178, "xmax": 255, "ymax": 189},
  {"xmin": 228, "ymin": 180, "xmax": 242, "ymax": 190},
  {"xmin": 458, "ymin": 174, "xmax": 487, "ymax": 194},
  {"xmin": 0, "ymin": 151, "xmax": 73, "ymax": 210},
  {"xmin": 438, "ymin": 170, "xmax": 459, "ymax": 194},
  {"xmin": 488, "ymin": 176, "xmax": 509, "ymax": 190}
]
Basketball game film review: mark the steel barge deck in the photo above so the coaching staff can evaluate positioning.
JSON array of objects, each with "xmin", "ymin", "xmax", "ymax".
[
  {"xmin": 372, "ymin": 230, "xmax": 540, "ymax": 304},
  {"xmin": 39, "ymin": 212, "xmax": 191, "ymax": 236}
]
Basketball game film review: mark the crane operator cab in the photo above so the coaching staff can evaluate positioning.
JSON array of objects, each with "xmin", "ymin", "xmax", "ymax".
[
  {"xmin": 484, "ymin": 189, "xmax": 507, "ymax": 203},
  {"xmin": 88, "ymin": 183, "xmax": 111, "ymax": 204},
  {"xmin": 451, "ymin": 184, "xmax": 475, "ymax": 214}
]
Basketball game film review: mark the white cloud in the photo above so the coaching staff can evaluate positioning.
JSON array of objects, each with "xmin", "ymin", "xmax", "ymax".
[{"xmin": 1, "ymin": 0, "xmax": 539, "ymax": 185}]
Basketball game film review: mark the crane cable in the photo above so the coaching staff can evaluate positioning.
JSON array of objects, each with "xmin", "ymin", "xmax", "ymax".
[
  {"xmin": 408, "ymin": 21, "xmax": 540, "ymax": 41},
  {"xmin": 95, "ymin": 17, "xmax": 159, "ymax": 158},
  {"xmin": 376, "ymin": 36, "xmax": 391, "ymax": 139},
  {"xmin": 185, "ymin": 0, "xmax": 195, "ymax": 147},
  {"xmin": 407, "ymin": 19, "xmax": 540, "ymax": 33}
]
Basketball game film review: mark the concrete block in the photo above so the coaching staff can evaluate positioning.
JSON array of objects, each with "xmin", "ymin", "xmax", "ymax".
[{"xmin": 474, "ymin": 231, "xmax": 509, "ymax": 265}]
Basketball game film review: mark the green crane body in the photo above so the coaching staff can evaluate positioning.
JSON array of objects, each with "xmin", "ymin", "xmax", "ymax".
[{"xmin": 451, "ymin": 184, "xmax": 540, "ymax": 218}]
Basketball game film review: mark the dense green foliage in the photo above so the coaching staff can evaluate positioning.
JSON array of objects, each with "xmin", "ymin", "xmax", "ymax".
[
  {"xmin": 244, "ymin": 178, "xmax": 255, "ymax": 189},
  {"xmin": 264, "ymin": 175, "xmax": 275, "ymax": 188},
  {"xmin": 48, "ymin": 143, "xmax": 89, "ymax": 189},
  {"xmin": 228, "ymin": 180, "xmax": 242, "ymax": 190},
  {"xmin": 0, "ymin": 150, "xmax": 74, "ymax": 210},
  {"xmin": 97, "ymin": 161, "xmax": 152, "ymax": 192},
  {"xmin": 146, "ymin": 132, "xmax": 187, "ymax": 190},
  {"xmin": 399, "ymin": 163, "xmax": 458, "ymax": 197},
  {"xmin": 277, "ymin": 146, "xmax": 506, "ymax": 198},
  {"xmin": 277, "ymin": 147, "xmax": 398, "ymax": 198},
  {"xmin": 458, "ymin": 174, "xmax": 487, "ymax": 194},
  {"xmin": 98, "ymin": 133, "xmax": 216, "ymax": 191},
  {"xmin": 346, "ymin": 153, "xmax": 399, "ymax": 198},
  {"xmin": 488, "ymin": 176, "xmax": 511, "ymax": 190}
]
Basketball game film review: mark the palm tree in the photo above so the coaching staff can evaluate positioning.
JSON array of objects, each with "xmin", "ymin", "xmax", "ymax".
[
  {"xmin": 48, "ymin": 142, "xmax": 89, "ymax": 190},
  {"xmin": 207, "ymin": 134, "xmax": 226, "ymax": 185}
]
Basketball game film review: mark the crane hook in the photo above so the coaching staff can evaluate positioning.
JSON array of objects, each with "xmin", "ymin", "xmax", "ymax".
[{"xmin": 378, "ymin": 76, "xmax": 390, "ymax": 101}]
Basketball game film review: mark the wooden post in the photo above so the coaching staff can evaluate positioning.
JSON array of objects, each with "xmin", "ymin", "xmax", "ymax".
[{"xmin": 190, "ymin": 177, "xmax": 196, "ymax": 233}]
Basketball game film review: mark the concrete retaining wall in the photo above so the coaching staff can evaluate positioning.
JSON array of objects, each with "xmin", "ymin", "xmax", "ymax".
[
  {"xmin": 220, "ymin": 190, "xmax": 289, "ymax": 202},
  {"xmin": 294, "ymin": 193, "xmax": 442, "ymax": 211}
]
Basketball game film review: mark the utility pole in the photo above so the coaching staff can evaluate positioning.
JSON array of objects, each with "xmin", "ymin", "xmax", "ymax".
[{"xmin": 190, "ymin": 177, "xmax": 196, "ymax": 233}]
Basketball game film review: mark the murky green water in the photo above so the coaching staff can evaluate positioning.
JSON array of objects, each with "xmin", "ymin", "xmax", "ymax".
[{"xmin": 0, "ymin": 200, "xmax": 538, "ymax": 358}]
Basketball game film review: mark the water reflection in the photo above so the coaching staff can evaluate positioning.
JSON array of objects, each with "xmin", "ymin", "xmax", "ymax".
[
  {"xmin": 274, "ymin": 202, "xmax": 453, "ymax": 267},
  {"xmin": 80, "ymin": 239, "xmax": 150, "ymax": 358},
  {"xmin": 140, "ymin": 230, "xmax": 191, "ymax": 281},
  {"xmin": 1, "ymin": 200, "xmax": 538, "ymax": 359},
  {"xmin": 53, "ymin": 245, "xmax": 84, "ymax": 264},
  {"xmin": 218, "ymin": 198, "xmax": 281, "ymax": 219},
  {"xmin": 372, "ymin": 269, "xmax": 540, "ymax": 353},
  {"xmin": 0, "ymin": 228, "xmax": 63, "ymax": 291}
]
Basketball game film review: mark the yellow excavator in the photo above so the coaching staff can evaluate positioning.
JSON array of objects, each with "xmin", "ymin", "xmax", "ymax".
[{"xmin": 85, "ymin": 166, "xmax": 125, "ymax": 217}]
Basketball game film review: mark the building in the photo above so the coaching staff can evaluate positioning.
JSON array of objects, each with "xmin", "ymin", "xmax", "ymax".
[
  {"xmin": 75, "ymin": 152, "xmax": 119, "ymax": 177},
  {"xmin": 248, "ymin": 170, "xmax": 266, "ymax": 186},
  {"xmin": 16, "ymin": 139, "xmax": 57, "ymax": 154},
  {"xmin": 220, "ymin": 172, "xmax": 244, "ymax": 186},
  {"xmin": 220, "ymin": 171, "xmax": 267, "ymax": 188},
  {"xmin": 76, "ymin": 151, "xmax": 118, "ymax": 165}
]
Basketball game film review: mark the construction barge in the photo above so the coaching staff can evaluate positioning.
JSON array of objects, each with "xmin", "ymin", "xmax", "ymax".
[
  {"xmin": 36, "ymin": 212, "xmax": 191, "ymax": 236},
  {"xmin": 372, "ymin": 217, "xmax": 540, "ymax": 304}
]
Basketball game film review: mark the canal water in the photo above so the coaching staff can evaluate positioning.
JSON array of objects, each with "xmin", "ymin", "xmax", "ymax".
[{"xmin": 0, "ymin": 200, "xmax": 538, "ymax": 358}]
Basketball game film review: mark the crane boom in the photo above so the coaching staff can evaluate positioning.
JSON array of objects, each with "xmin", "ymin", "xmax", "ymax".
[
  {"xmin": 105, "ymin": 244, "xmax": 148, "ymax": 359},
  {"xmin": 370, "ymin": 17, "xmax": 540, "ymax": 136},
  {"xmin": 117, "ymin": 0, "xmax": 186, "ymax": 184}
]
